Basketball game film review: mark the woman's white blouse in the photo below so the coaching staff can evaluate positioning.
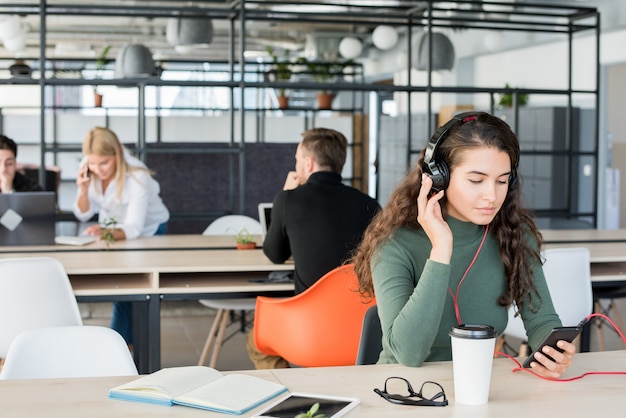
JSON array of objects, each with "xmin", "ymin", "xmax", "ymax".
[{"xmin": 73, "ymin": 151, "xmax": 169, "ymax": 239}]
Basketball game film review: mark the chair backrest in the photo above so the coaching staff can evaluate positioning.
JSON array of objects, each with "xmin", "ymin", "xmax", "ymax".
[
  {"xmin": 202, "ymin": 215, "xmax": 263, "ymax": 236},
  {"xmin": 356, "ymin": 304, "xmax": 382, "ymax": 365},
  {"xmin": 254, "ymin": 264, "xmax": 375, "ymax": 367},
  {"xmin": 0, "ymin": 257, "xmax": 83, "ymax": 358},
  {"xmin": 504, "ymin": 247, "xmax": 593, "ymax": 340},
  {"xmin": 0, "ymin": 326, "xmax": 138, "ymax": 379}
]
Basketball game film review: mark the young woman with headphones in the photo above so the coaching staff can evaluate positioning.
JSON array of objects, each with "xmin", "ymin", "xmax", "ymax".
[{"xmin": 352, "ymin": 111, "xmax": 576, "ymax": 379}]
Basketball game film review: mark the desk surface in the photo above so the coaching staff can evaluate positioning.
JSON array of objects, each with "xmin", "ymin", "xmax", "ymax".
[
  {"xmin": 3, "ymin": 229, "xmax": 624, "ymax": 252},
  {"xmin": 1, "ymin": 350, "xmax": 624, "ymax": 417},
  {"xmin": 0, "ymin": 234, "xmax": 260, "ymax": 253},
  {"xmin": 542, "ymin": 228, "xmax": 626, "ymax": 243}
]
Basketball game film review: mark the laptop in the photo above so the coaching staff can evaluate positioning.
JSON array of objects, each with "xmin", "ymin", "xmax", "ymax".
[
  {"xmin": 257, "ymin": 202, "xmax": 273, "ymax": 241},
  {"xmin": 0, "ymin": 192, "xmax": 56, "ymax": 246}
]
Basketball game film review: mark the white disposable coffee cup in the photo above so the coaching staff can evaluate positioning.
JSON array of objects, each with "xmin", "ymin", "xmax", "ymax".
[{"xmin": 449, "ymin": 324, "xmax": 498, "ymax": 405}]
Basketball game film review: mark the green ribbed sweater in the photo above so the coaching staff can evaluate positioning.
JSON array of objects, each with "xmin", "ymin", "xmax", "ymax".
[{"xmin": 372, "ymin": 216, "xmax": 561, "ymax": 366}]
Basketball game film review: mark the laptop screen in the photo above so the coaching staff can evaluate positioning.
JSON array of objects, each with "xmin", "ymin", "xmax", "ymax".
[
  {"xmin": 0, "ymin": 192, "xmax": 56, "ymax": 246},
  {"xmin": 257, "ymin": 202, "xmax": 273, "ymax": 240}
]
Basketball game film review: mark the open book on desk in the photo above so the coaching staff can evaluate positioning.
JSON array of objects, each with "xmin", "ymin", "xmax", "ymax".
[{"xmin": 109, "ymin": 366, "xmax": 287, "ymax": 415}]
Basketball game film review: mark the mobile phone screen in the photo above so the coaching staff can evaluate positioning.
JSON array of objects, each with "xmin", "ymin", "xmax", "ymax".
[{"xmin": 522, "ymin": 326, "xmax": 581, "ymax": 368}]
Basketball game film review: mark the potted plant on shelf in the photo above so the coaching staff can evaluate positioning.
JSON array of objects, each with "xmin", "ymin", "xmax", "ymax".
[
  {"xmin": 93, "ymin": 44, "xmax": 111, "ymax": 107},
  {"xmin": 304, "ymin": 59, "xmax": 351, "ymax": 110},
  {"xmin": 266, "ymin": 45, "xmax": 293, "ymax": 109},
  {"xmin": 235, "ymin": 228, "xmax": 256, "ymax": 250},
  {"xmin": 496, "ymin": 83, "xmax": 529, "ymax": 109}
]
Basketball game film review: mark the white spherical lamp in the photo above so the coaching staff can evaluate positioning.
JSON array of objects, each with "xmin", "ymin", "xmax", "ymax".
[
  {"xmin": 372, "ymin": 25, "xmax": 398, "ymax": 51},
  {"xmin": 0, "ymin": 15, "xmax": 21, "ymax": 41},
  {"xmin": 339, "ymin": 37, "xmax": 362, "ymax": 59}
]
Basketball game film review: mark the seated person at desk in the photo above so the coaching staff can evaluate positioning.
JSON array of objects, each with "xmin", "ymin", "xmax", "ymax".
[
  {"xmin": 0, "ymin": 134, "xmax": 42, "ymax": 193},
  {"xmin": 247, "ymin": 127, "xmax": 381, "ymax": 369},
  {"xmin": 352, "ymin": 112, "xmax": 575, "ymax": 378},
  {"xmin": 73, "ymin": 126, "xmax": 170, "ymax": 347}
]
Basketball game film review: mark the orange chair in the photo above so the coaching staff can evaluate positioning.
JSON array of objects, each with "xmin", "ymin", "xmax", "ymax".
[{"xmin": 253, "ymin": 264, "xmax": 375, "ymax": 367}]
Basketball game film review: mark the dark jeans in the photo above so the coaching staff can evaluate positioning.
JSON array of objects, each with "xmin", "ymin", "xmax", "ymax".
[{"xmin": 111, "ymin": 222, "xmax": 168, "ymax": 345}]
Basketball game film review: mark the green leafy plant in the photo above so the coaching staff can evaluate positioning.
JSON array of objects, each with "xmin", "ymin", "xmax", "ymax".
[
  {"xmin": 497, "ymin": 83, "xmax": 529, "ymax": 108},
  {"xmin": 94, "ymin": 44, "xmax": 111, "ymax": 92},
  {"xmin": 266, "ymin": 45, "xmax": 292, "ymax": 97},
  {"xmin": 235, "ymin": 228, "xmax": 255, "ymax": 245},
  {"xmin": 303, "ymin": 58, "xmax": 352, "ymax": 95},
  {"xmin": 101, "ymin": 216, "xmax": 117, "ymax": 248},
  {"xmin": 295, "ymin": 402, "xmax": 325, "ymax": 418}
]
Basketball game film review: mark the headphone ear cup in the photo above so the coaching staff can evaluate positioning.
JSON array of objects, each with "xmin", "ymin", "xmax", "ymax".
[{"xmin": 430, "ymin": 161, "xmax": 450, "ymax": 192}]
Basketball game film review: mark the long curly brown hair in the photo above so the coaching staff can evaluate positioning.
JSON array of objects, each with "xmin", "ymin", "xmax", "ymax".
[{"xmin": 352, "ymin": 112, "xmax": 544, "ymax": 313}]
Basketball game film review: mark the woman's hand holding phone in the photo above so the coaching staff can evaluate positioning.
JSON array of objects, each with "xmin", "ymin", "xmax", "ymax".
[
  {"xmin": 524, "ymin": 326, "xmax": 579, "ymax": 379},
  {"xmin": 417, "ymin": 174, "xmax": 452, "ymax": 264},
  {"xmin": 76, "ymin": 163, "xmax": 91, "ymax": 193}
]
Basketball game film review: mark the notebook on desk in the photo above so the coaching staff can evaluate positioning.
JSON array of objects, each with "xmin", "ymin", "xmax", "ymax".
[
  {"xmin": 258, "ymin": 202, "xmax": 273, "ymax": 241},
  {"xmin": 0, "ymin": 192, "xmax": 56, "ymax": 246},
  {"xmin": 55, "ymin": 235, "xmax": 98, "ymax": 246}
]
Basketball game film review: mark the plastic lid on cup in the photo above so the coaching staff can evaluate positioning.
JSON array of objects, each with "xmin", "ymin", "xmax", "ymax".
[{"xmin": 449, "ymin": 324, "xmax": 497, "ymax": 339}]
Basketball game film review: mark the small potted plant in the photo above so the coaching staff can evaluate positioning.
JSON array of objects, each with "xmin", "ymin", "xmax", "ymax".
[
  {"xmin": 304, "ymin": 59, "xmax": 351, "ymax": 110},
  {"xmin": 93, "ymin": 44, "xmax": 111, "ymax": 107},
  {"xmin": 235, "ymin": 227, "xmax": 256, "ymax": 250},
  {"xmin": 266, "ymin": 45, "xmax": 293, "ymax": 109},
  {"xmin": 100, "ymin": 216, "xmax": 117, "ymax": 249},
  {"xmin": 496, "ymin": 83, "xmax": 529, "ymax": 109}
]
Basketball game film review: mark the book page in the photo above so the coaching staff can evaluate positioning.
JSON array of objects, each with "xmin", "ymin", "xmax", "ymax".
[
  {"xmin": 173, "ymin": 374, "xmax": 287, "ymax": 414},
  {"xmin": 110, "ymin": 366, "xmax": 224, "ymax": 402}
]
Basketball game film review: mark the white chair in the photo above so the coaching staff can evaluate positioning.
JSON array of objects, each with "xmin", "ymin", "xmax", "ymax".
[
  {"xmin": 198, "ymin": 215, "xmax": 263, "ymax": 368},
  {"xmin": 0, "ymin": 326, "xmax": 137, "ymax": 379},
  {"xmin": 503, "ymin": 247, "xmax": 593, "ymax": 356},
  {"xmin": 0, "ymin": 257, "xmax": 83, "ymax": 359}
]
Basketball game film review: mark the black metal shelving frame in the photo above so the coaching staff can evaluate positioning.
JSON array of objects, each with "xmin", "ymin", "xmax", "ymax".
[{"xmin": 0, "ymin": 0, "xmax": 600, "ymax": 227}]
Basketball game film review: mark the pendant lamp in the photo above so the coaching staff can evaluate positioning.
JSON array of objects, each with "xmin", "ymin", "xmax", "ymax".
[
  {"xmin": 166, "ymin": 17, "xmax": 213, "ymax": 54},
  {"xmin": 413, "ymin": 32, "xmax": 455, "ymax": 71},
  {"xmin": 115, "ymin": 44, "xmax": 155, "ymax": 78}
]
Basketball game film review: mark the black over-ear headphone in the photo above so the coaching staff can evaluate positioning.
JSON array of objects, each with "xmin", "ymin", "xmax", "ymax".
[
  {"xmin": 422, "ymin": 111, "xmax": 519, "ymax": 193},
  {"xmin": 422, "ymin": 111, "xmax": 484, "ymax": 193}
]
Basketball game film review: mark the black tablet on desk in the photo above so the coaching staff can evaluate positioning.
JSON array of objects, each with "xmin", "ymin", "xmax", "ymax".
[{"xmin": 252, "ymin": 393, "xmax": 359, "ymax": 418}]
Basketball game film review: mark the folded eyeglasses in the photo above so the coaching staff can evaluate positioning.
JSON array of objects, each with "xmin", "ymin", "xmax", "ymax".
[{"xmin": 374, "ymin": 377, "xmax": 448, "ymax": 407}]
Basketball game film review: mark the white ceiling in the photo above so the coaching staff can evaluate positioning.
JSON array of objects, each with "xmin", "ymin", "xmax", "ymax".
[{"xmin": 0, "ymin": 1, "xmax": 621, "ymax": 67}]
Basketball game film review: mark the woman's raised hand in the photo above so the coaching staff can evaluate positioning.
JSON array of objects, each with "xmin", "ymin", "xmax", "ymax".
[{"xmin": 417, "ymin": 174, "xmax": 452, "ymax": 264}]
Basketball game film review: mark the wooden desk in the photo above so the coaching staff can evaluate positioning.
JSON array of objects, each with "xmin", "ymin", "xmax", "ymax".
[
  {"xmin": 1, "ymin": 350, "xmax": 624, "ymax": 417},
  {"xmin": 0, "ymin": 239, "xmax": 293, "ymax": 374},
  {"xmin": 542, "ymin": 228, "xmax": 626, "ymax": 244},
  {"xmin": 0, "ymin": 234, "xmax": 262, "ymax": 253}
]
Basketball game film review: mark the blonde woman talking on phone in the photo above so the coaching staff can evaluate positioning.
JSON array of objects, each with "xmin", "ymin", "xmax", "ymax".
[{"xmin": 73, "ymin": 126, "xmax": 169, "ymax": 346}]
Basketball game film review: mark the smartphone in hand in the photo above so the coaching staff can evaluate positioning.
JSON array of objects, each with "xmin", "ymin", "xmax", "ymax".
[{"xmin": 522, "ymin": 325, "xmax": 582, "ymax": 368}]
